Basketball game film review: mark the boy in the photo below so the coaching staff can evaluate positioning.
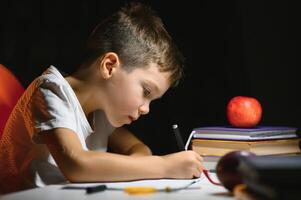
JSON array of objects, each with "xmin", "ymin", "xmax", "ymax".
[{"xmin": 0, "ymin": 2, "xmax": 204, "ymax": 194}]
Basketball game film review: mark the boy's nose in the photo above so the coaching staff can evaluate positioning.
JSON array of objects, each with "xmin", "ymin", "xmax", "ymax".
[{"xmin": 138, "ymin": 102, "xmax": 150, "ymax": 115}]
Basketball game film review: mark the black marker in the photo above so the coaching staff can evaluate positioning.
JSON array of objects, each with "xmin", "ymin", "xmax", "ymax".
[
  {"xmin": 86, "ymin": 185, "xmax": 107, "ymax": 194},
  {"xmin": 172, "ymin": 124, "xmax": 185, "ymax": 151}
]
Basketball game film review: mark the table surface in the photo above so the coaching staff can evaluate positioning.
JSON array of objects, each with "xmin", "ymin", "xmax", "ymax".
[{"xmin": 0, "ymin": 173, "xmax": 234, "ymax": 200}]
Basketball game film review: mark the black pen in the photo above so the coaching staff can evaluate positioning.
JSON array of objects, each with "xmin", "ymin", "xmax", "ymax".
[
  {"xmin": 172, "ymin": 124, "xmax": 221, "ymax": 185},
  {"xmin": 62, "ymin": 184, "xmax": 108, "ymax": 194},
  {"xmin": 172, "ymin": 124, "xmax": 185, "ymax": 151}
]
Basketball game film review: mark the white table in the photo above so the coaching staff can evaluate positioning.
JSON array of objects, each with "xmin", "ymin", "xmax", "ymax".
[{"xmin": 0, "ymin": 173, "xmax": 234, "ymax": 200}]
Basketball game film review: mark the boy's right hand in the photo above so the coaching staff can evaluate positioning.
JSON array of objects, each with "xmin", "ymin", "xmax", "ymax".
[{"xmin": 161, "ymin": 150, "xmax": 204, "ymax": 179}]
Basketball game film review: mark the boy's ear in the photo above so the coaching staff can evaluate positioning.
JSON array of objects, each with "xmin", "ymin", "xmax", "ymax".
[{"xmin": 99, "ymin": 52, "xmax": 120, "ymax": 79}]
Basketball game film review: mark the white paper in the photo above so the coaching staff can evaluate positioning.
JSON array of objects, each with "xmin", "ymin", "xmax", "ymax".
[{"xmin": 64, "ymin": 176, "xmax": 206, "ymax": 190}]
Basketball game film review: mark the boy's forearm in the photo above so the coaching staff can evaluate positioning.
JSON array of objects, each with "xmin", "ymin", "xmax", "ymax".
[
  {"xmin": 68, "ymin": 151, "xmax": 166, "ymax": 182},
  {"xmin": 43, "ymin": 128, "xmax": 164, "ymax": 183}
]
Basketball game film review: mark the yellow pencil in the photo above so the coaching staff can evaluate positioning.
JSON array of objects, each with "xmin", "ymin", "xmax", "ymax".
[{"xmin": 123, "ymin": 186, "xmax": 158, "ymax": 194}]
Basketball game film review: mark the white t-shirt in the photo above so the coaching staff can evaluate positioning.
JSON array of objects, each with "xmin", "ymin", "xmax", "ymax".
[{"xmin": 0, "ymin": 66, "xmax": 115, "ymax": 193}]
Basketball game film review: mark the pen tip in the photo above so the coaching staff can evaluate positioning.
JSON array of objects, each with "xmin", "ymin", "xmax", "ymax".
[{"xmin": 172, "ymin": 124, "xmax": 178, "ymax": 129}]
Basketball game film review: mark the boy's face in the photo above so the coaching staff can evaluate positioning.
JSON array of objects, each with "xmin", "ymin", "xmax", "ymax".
[{"xmin": 103, "ymin": 63, "xmax": 171, "ymax": 127}]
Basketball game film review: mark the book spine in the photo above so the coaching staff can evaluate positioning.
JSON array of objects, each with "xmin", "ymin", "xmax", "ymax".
[{"xmin": 192, "ymin": 133, "xmax": 297, "ymax": 141}]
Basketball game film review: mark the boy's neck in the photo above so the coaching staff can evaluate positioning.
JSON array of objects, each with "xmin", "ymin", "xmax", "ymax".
[{"xmin": 65, "ymin": 68, "xmax": 104, "ymax": 116}]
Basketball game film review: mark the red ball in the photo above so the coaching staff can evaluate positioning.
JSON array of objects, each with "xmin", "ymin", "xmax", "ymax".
[
  {"xmin": 0, "ymin": 64, "xmax": 24, "ymax": 136},
  {"xmin": 227, "ymin": 96, "xmax": 262, "ymax": 128}
]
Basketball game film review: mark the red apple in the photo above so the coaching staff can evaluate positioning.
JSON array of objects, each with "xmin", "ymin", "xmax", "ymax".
[{"xmin": 227, "ymin": 96, "xmax": 262, "ymax": 128}]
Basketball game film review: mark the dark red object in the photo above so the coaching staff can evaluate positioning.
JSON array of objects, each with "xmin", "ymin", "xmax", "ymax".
[{"xmin": 216, "ymin": 150, "xmax": 256, "ymax": 192}]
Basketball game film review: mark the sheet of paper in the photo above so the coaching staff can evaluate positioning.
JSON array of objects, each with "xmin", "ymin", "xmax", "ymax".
[{"xmin": 64, "ymin": 176, "xmax": 206, "ymax": 190}]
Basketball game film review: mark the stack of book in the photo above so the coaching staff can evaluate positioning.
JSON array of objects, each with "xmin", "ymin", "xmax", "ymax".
[
  {"xmin": 190, "ymin": 126, "xmax": 300, "ymax": 157},
  {"xmin": 236, "ymin": 155, "xmax": 301, "ymax": 200}
]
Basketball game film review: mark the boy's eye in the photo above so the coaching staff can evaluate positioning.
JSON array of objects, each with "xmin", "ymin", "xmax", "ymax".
[{"xmin": 143, "ymin": 86, "xmax": 151, "ymax": 97}]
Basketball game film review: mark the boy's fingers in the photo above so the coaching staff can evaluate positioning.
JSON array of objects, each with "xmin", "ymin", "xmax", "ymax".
[
  {"xmin": 198, "ymin": 164, "xmax": 205, "ymax": 173},
  {"xmin": 193, "ymin": 168, "xmax": 201, "ymax": 178},
  {"xmin": 191, "ymin": 151, "xmax": 203, "ymax": 162},
  {"xmin": 196, "ymin": 155, "xmax": 203, "ymax": 163}
]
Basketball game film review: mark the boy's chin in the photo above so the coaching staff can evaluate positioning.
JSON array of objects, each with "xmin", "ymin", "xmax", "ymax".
[
  {"xmin": 109, "ymin": 119, "xmax": 127, "ymax": 128},
  {"xmin": 108, "ymin": 115, "xmax": 135, "ymax": 127}
]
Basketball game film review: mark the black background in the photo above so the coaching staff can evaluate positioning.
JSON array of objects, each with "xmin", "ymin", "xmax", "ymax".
[{"xmin": 1, "ymin": 0, "xmax": 300, "ymax": 155}]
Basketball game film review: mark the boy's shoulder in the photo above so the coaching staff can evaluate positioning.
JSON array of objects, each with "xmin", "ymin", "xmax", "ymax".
[
  {"xmin": 40, "ymin": 65, "xmax": 64, "ymax": 81},
  {"xmin": 34, "ymin": 66, "xmax": 68, "ymax": 88},
  {"xmin": 25, "ymin": 65, "xmax": 71, "ymax": 99},
  {"xmin": 25, "ymin": 65, "xmax": 79, "ymax": 111}
]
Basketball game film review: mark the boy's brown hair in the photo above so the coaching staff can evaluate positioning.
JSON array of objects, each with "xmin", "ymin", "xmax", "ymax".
[{"xmin": 84, "ymin": 2, "xmax": 184, "ymax": 87}]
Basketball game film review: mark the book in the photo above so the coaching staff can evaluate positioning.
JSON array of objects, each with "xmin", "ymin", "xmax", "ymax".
[
  {"xmin": 239, "ymin": 155, "xmax": 301, "ymax": 187},
  {"xmin": 202, "ymin": 156, "xmax": 221, "ymax": 171},
  {"xmin": 191, "ymin": 138, "xmax": 301, "ymax": 156},
  {"xmin": 238, "ymin": 156, "xmax": 301, "ymax": 200},
  {"xmin": 243, "ymin": 179, "xmax": 301, "ymax": 200},
  {"xmin": 191, "ymin": 126, "xmax": 298, "ymax": 141},
  {"xmin": 233, "ymin": 182, "xmax": 301, "ymax": 200}
]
